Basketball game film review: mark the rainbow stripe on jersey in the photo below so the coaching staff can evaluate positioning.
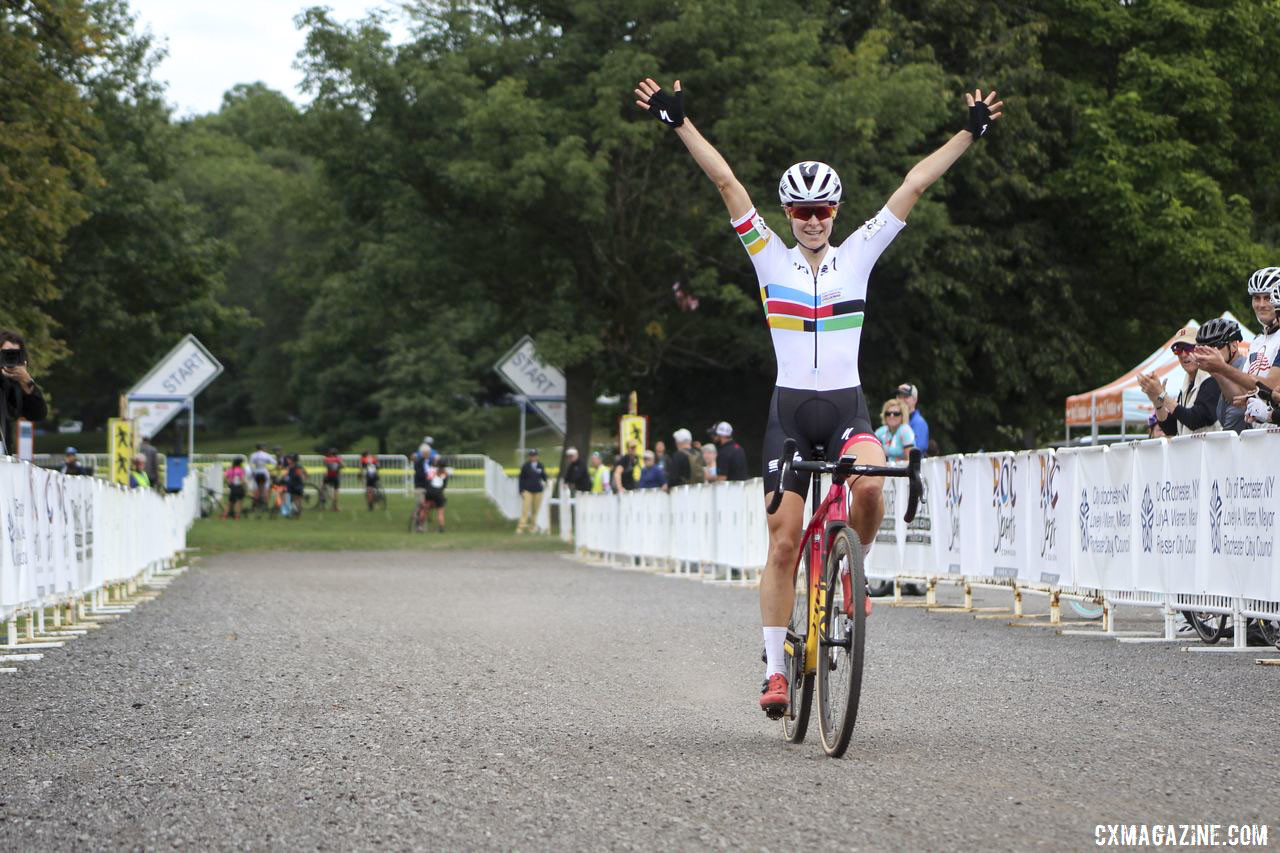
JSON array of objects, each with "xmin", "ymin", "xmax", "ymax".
[
  {"xmin": 759, "ymin": 283, "xmax": 865, "ymax": 332},
  {"xmin": 734, "ymin": 213, "xmax": 771, "ymax": 255}
]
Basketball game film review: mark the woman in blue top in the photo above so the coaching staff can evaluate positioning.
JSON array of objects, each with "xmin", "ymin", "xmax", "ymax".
[{"xmin": 874, "ymin": 399, "xmax": 915, "ymax": 463}]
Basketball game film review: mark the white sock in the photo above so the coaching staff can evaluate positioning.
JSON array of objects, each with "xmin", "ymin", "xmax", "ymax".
[
  {"xmin": 862, "ymin": 541, "xmax": 874, "ymax": 566},
  {"xmin": 763, "ymin": 627, "xmax": 787, "ymax": 678}
]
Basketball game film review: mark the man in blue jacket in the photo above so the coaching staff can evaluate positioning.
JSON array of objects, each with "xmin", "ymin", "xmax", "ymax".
[
  {"xmin": 517, "ymin": 448, "xmax": 547, "ymax": 534},
  {"xmin": 897, "ymin": 383, "xmax": 931, "ymax": 456}
]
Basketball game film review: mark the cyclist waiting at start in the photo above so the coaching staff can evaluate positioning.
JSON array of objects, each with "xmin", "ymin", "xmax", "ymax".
[
  {"xmin": 360, "ymin": 450, "xmax": 380, "ymax": 509},
  {"xmin": 322, "ymin": 448, "xmax": 343, "ymax": 511},
  {"xmin": 635, "ymin": 76, "xmax": 1002, "ymax": 717}
]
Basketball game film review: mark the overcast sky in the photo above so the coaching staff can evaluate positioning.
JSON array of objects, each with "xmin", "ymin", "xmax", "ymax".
[{"xmin": 126, "ymin": 1, "xmax": 411, "ymax": 116}]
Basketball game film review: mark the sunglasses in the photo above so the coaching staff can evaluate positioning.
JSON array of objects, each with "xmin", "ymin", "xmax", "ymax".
[
  {"xmin": 785, "ymin": 204, "xmax": 837, "ymax": 221},
  {"xmin": 1171, "ymin": 343, "xmax": 1196, "ymax": 354},
  {"xmin": 885, "ymin": 411, "xmax": 903, "ymax": 417}
]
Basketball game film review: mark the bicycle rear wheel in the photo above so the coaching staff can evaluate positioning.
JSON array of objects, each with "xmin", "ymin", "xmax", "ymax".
[
  {"xmin": 817, "ymin": 527, "xmax": 866, "ymax": 758},
  {"xmin": 1184, "ymin": 610, "xmax": 1228, "ymax": 644},
  {"xmin": 301, "ymin": 482, "xmax": 322, "ymax": 510},
  {"xmin": 782, "ymin": 546, "xmax": 813, "ymax": 744}
]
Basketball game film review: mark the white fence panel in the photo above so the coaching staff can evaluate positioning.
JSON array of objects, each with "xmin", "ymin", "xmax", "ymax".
[{"xmin": 572, "ymin": 434, "xmax": 1280, "ymax": 617}]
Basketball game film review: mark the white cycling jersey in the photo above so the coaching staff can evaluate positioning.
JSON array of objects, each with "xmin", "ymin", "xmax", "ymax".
[
  {"xmin": 1246, "ymin": 326, "xmax": 1280, "ymax": 378},
  {"xmin": 249, "ymin": 450, "xmax": 275, "ymax": 474},
  {"xmin": 732, "ymin": 205, "xmax": 905, "ymax": 391}
]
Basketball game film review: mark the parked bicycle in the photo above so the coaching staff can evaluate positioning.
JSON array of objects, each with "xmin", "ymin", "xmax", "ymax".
[{"xmin": 766, "ymin": 439, "xmax": 923, "ymax": 757}]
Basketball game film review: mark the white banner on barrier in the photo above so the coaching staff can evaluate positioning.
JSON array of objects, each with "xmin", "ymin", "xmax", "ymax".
[
  {"xmin": 868, "ymin": 476, "xmax": 903, "ymax": 579},
  {"xmin": 1071, "ymin": 447, "xmax": 1134, "ymax": 592},
  {"xmin": 974, "ymin": 452, "xmax": 1022, "ymax": 580},
  {"xmin": 927, "ymin": 457, "xmax": 965, "ymax": 575},
  {"xmin": 1196, "ymin": 431, "xmax": 1277, "ymax": 599},
  {"xmin": 1024, "ymin": 449, "xmax": 1071, "ymax": 586},
  {"xmin": 902, "ymin": 467, "xmax": 933, "ymax": 575}
]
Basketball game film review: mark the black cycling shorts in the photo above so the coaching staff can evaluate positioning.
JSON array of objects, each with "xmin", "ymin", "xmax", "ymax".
[
  {"xmin": 424, "ymin": 487, "xmax": 447, "ymax": 507},
  {"xmin": 762, "ymin": 385, "xmax": 875, "ymax": 497}
]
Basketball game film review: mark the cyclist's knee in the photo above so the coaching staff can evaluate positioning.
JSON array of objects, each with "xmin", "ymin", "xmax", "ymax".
[{"xmin": 850, "ymin": 477, "xmax": 883, "ymax": 513}]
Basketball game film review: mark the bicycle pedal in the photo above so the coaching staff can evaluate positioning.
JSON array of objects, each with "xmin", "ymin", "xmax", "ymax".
[{"xmin": 763, "ymin": 706, "xmax": 785, "ymax": 721}]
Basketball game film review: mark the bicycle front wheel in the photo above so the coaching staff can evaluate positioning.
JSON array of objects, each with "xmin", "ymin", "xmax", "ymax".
[
  {"xmin": 301, "ymin": 482, "xmax": 322, "ymax": 510},
  {"xmin": 817, "ymin": 527, "xmax": 866, "ymax": 758},
  {"xmin": 782, "ymin": 546, "xmax": 814, "ymax": 744}
]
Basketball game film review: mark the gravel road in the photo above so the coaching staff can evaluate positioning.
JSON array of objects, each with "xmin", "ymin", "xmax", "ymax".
[{"xmin": 2, "ymin": 550, "xmax": 1276, "ymax": 851}]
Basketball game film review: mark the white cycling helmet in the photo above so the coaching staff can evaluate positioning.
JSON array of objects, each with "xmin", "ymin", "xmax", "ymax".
[
  {"xmin": 778, "ymin": 161, "xmax": 842, "ymax": 205},
  {"xmin": 1246, "ymin": 266, "xmax": 1280, "ymax": 295}
]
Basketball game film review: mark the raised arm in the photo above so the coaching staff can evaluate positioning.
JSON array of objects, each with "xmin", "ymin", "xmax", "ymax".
[
  {"xmin": 634, "ymin": 78, "xmax": 752, "ymax": 221},
  {"xmin": 885, "ymin": 89, "xmax": 1004, "ymax": 222}
]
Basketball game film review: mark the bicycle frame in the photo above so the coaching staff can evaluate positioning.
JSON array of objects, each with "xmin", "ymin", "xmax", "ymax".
[
  {"xmin": 771, "ymin": 441, "xmax": 923, "ymax": 680},
  {"xmin": 788, "ymin": 472, "xmax": 851, "ymax": 676}
]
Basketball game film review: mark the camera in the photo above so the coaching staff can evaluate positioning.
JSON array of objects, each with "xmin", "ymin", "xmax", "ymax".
[{"xmin": 0, "ymin": 348, "xmax": 25, "ymax": 368}]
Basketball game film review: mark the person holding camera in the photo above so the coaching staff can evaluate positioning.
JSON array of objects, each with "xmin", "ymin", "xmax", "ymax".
[{"xmin": 0, "ymin": 331, "xmax": 46, "ymax": 455}]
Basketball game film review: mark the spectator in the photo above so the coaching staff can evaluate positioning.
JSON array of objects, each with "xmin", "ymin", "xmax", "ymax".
[
  {"xmin": 360, "ymin": 450, "xmax": 380, "ymax": 509},
  {"xmin": 322, "ymin": 447, "xmax": 343, "ymax": 511},
  {"xmin": 424, "ymin": 458, "xmax": 448, "ymax": 533},
  {"xmin": 419, "ymin": 435, "xmax": 439, "ymax": 463},
  {"xmin": 249, "ymin": 443, "xmax": 275, "ymax": 504},
  {"xmin": 1138, "ymin": 326, "xmax": 1220, "ymax": 436},
  {"xmin": 653, "ymin": 440, "xmax": 670, "ymax": 474},
  {"xmin": 1194, "ymin": 318, "xmax": 1247, "ymax": 433},
  {"xmin": 666, "ymin": 428, "xmax": 705, "ymax": 488},
  {"xmin": 61, "ymin": 447, "xmax": 84, "ymax": 476},
  {"xmin": 223, "ymin": 456, "xmax": 248, "ymax": 519},
  {"xmin": 1146, "ymin": 414, "xmax": 1166, "ymax": 439},
  {"xmin": 701, "ymin": 442, "xmax": 718, "ymax": 480},
  {"xmin": 517, "ymin": 448, "xmax": 547, "ymax": 534},
  {"xmin": 139, "ymin": 437, "xmax": 159, "ymax": 491},
  {"xmin": 284, "ymin": 455, "xmax": 307, "ymax": 517},
  {"xmin": 636, "ymin": 450, "xmax": 668, "ymax": 490},
  {"xmin": 711, "ymin": 421, "xmax": 748, "ymax": 481},
  {"xmin": 560, "ymin": 447, "xmax": 591, "ymax": 495},
  {"xmin": 875, "ymin": 398, "xmax": 916, "ymax": 462},
  {"xmin": 0, "ymin": 330, "xmax": 46, "ymax": 455},
  {"xmin": 588, "ymin": 451, "xmax": 610, "ymax": 494},
  {"xmin": 612, "ymin": 441, "xmax": 641, "ymax": 493},
  {"xmin": 128, "ymin": 453, "xmax": 150, "ymax": 490},
  {"xmin": 896, "ymin": 384, "xmax": 930, "ymax": 456}
]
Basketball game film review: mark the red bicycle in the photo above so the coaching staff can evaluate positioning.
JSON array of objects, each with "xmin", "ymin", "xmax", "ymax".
[{"xmin": 766, "ymin": 438, "xmax": 923, "ymax": 757}]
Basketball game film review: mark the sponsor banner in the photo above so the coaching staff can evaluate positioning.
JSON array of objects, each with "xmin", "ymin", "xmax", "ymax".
[
  {"xmin": 1133, "ymin": 436, "xmax": 1200, "ymax": 595},
  {"xmin": 1071, "ymin": 446, "xmax": 1134, "ymax": 592},
  {"xmin": 1025, "ymin": 449, "xmax": 1071, "ymax": 586},
  {"xmin": 1196, "ymin": 431, "xmax": 1277, "ymax": 599},
  {"xmin": 30, "ymin": 465, "xmax": 53, "ymax": 600},
  {"xmin": 902, "ymin": 464, "xmax": 933, "ymax": 574},
  {"xmin": 973, "ymin": 452, "xmax": 1023, "ymax": 581},
  {"xmin": 867, "ymin": 475, "xmax": 904, "ymax": 579},
  {"xmin": 926, "ymin": 456, "xmax": 966, "ymax": 575},
  {"xmin": 0, "ymin": 464, "xmax": 31, "ymax": 609}
]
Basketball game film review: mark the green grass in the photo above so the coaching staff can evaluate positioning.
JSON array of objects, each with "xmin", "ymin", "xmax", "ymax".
[{"xmin": 187, "ymin": 491, "xmax": 570, "ymax": 556}]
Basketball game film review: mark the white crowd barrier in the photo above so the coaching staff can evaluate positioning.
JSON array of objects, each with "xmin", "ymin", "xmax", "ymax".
[
  {"xmin": 576, "ymin": 432, "xmax": 1280, "ymax": 633},
  {"xmin": 0, "ymin": 459, "xmax": 199, "ymax": 628}
]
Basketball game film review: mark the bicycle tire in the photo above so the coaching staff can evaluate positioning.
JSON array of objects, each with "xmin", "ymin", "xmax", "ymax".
[
  {"xmin": 1069, "ymin": 600, "xmax": 1105, "ymax": 620},
  {"xmin": 301, "ymin": 482, "xmax": 322, "ymax": 510},
  {"xmin": 1184, "ymin": 610, "xmax": 1228, "ymax": 644},
  {"xmin": 200, "ymin": 492, "xmax": 222, "ymax": 519},
  {"xmin": 817, "ymin": 527, "xmax": 866, "ymax": 758},
  {"xmin": 1257, "ymin": 619, "xmax": 1280, "ymax": 650},
  {"xmin": 782, "ymin": 546, "xmax": 814, "ymax": 744}
]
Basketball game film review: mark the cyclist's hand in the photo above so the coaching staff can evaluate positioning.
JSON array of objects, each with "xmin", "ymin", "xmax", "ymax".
[
  {"xmin": 963, "ymin": 88, "xmax": 1004, "ymax": 138},
  {"xmin": 634, "ymin": 78, "xmax": 685, "ymax": 128},
  {"xmin": 1192, "ymin": 344, "xmax": 1226, "ymax": 372}
]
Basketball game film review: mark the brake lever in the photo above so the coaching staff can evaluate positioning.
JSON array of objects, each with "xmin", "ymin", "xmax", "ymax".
[{"xmin": 903, "ymin": 448, "xmax": 923, "ymax": 523}]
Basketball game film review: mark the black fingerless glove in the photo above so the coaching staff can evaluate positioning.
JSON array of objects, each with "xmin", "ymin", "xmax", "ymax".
[
  {"xmin": 646, "ymin": 88, "xmax": 685, "ymax": 129},
  {"xmin": 965, "ymin": 100, "xmax": 992, "ymax": 138}
]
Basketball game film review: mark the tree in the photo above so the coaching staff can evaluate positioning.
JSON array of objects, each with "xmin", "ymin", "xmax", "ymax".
[
  {"xmin": 0, "ymin": 0, "xmax": 105, "ymax": 367},
  {"xmin": 44, "ymin": 1, "xmax": 245, "ymax": 427}
]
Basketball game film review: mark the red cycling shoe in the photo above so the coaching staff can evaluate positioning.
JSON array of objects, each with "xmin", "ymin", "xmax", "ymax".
[{"xmin": 759, "ymin": 673, "xmax": 789, "ymax": 718}]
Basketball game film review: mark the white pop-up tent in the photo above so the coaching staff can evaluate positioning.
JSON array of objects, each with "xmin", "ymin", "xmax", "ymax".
[{"xmin": 1064, "ymin": 311, "xmax": 1255, "ymax": 438}]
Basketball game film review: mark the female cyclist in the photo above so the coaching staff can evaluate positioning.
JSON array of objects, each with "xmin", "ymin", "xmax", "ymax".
[{"xmin": 634, "ymin": 76, "xmax": 1003, "ymax": 716}]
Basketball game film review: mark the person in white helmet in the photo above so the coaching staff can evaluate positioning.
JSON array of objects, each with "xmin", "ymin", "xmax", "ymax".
[
  {"xmin": 634, "ymin": 75, "xmax": 1004, "ymax": 718},
  {"xmin": 1195, "ymin": 268, "xmax": 1280, "ymax": 426}
]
